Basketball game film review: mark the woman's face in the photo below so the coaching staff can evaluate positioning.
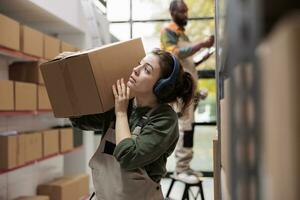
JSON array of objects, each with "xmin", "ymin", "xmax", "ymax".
[{"xmin": 127, "ymin": 54, "xmax": 161, "ymax": 95}]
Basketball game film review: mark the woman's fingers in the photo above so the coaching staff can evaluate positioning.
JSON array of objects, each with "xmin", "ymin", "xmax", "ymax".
[
  {"xmin": 113, "ymin": 79, "xmax": 129, "ymax": 99},
  {"xmin": 112, "ymin": 84, "xmax": 118, "ymax": 98},
  {"xmin": 121, "ymin": 78, "xmax": 126, "ymax": 97},
  {"xmin": 126, "ymin": 86, "xmax": 130, "ymax": 98},
  {"xmin": 117, "ymin": 79, "xmax": 122, "ymax": 97}
]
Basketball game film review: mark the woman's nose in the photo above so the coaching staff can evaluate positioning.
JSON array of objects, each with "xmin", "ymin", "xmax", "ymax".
[{"xmin": 133, "ymin": 65, "xmax": 140, "ymax": 75}]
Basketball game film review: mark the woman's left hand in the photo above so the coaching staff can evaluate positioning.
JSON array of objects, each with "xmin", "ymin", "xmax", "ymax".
[{"xmin": 112, "ymin": 78, "xmax": 130, "ymax": 116}]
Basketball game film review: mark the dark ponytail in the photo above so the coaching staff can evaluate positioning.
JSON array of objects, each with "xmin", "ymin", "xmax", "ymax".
[
  {"xmin": 176, "ymin": 71, "xmax": 195, "ymax": 113},
  {"xmin": 151, "ymin": 48, "xmax": 195, "ymax": 113}
]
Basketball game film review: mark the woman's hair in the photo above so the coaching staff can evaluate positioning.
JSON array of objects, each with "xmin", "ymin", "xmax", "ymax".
[{"xmin": 151, "ymin": 48, "xmax": 195, "ymax": 113}]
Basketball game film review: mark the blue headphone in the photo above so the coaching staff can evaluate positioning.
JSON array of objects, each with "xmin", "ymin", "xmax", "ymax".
[{"xmin": 154, "ymin": 54, "xmax": 180, "ymax": 99}]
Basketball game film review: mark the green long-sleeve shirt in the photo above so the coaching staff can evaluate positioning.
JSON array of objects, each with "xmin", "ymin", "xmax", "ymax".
[{"xmin": 70, "ymin": 103, "xmax": 179, "ymax": 183}]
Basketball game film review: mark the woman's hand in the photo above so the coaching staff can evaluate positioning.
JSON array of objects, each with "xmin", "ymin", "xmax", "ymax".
[{"xmin": 112, "ymin": 78, "xmax": 130, "ymax": 116}]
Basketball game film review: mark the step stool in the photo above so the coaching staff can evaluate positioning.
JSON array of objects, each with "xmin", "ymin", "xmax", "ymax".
[{"xmin": 166, "ymin": 175, "xmax": 205, "ymax": 200}]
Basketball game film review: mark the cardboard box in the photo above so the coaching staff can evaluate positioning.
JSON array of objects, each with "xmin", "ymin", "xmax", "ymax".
[
  {"xmin": 14, "ymin": 82, "xmax": 37, "ymax": 111},
  {"xmin": 60, "ymin": 41, "xmax": 76, "ymax": 52},
  {"xmin": 59, "ymin": 128, "xmax": 73, "ymax": 152},
  {"xmin": 14, "ymin": 196, "xmax": 49, "ymax": 200},
  {"xmin": 17, "ymin": 134, "xmax": 26, "ymax": 166},
  {"xmin": 38, "ymin": 85, "xmax": 51, "ymax": 110},
  {"xmin": 0, "ymin": 13, "xmax": 20, "ymax": 50},
  {"xmin": 44, "ymin": 35, "xmax": 60, "ymax": 60},
  {"xmin": 41, "ymin": 38, "xmax": 145, "ymax": 117},
  {"xmin": 9, "ymin": 61, "xmax": 45, "ymax": 84},
  {"xmin": 259, "ymin": 13, "xmax": 300, "ymax": 200},
  {"xmin": 24, "ymin": 132, "xmax": 42, "ymax": 162},
  {"xmin": 0, "ymin": 80, "xmax": 14, "ymax": 111},
  {"xmin": 0, "ymin": 135, "xmax": 17, "ymax": 169},
  {"xmin": 37, "ymin": 174, "xmax": 89, "ymax": 200},
  {"xmin": 21, "ymin": 25, "xmax": 43, "ymax": 57},
  {"xmin": 42, "ymin": 129, "xmax": 59, "ymax": 157}
]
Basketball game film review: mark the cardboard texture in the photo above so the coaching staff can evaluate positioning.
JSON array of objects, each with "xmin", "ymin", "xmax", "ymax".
[
  {"xmin": 24, "ymin": 132, "xmax": 42, "ymax": 162},
  {"xmin": 21, "ymin": 25, "xmax": 43, "ymax": 57},
  {"xmin": 0, "ymin": 13, "xmax": 20, "ymax": 50},
  {"xmin": 0, "ymin": 135, "xmax": 17, "ymax": 169},
  {"xmin": 41, "ymin": 38, "xmax": 145, "ymax": 117},
  {"xmin": 17, "ymin": 134, "xmax": 26, "ymax": 166},
  {"xmin": 60, "ymin": 41, "xmax": 76, "ymax": 52},
  {"xmin": 14, "ymin": 82, "xmax": 37, "ymax": 111},
  {"xmin": 37, "ymin": 174, "xmax": 89, "ymax": 200},
  {"xmin": 9, "ymin": 61, "xmax": 45, "ymax": 84},
  {"xmin": 38, "ymin": 86, "xmax": 51, "ymax": 110},
  {"xmin": 14, "ymin": 196, "xmax": 49, "ymax": 200},
  {"xmin": 259, "ymin": 13, "xmax": 300, "ymax": 200},
  {"xmin": 0, "ymin": 80, "xmax": 14, "ymax": 111},
  {"xmin": 59, "ymin": 128, "xmax": 73, "ymax": 152},
  {"xmin": 44, "ymin": 35, "xmax": 60, "ymax": 60},
  {"xmin": 42, "ymin": 129, "xmax": 59, "ymax": 157}
]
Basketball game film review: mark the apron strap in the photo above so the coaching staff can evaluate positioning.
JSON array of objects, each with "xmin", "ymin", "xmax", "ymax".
[{"xmin": 89, "ymin": 192, "xmax": 95, "ymax": 200}]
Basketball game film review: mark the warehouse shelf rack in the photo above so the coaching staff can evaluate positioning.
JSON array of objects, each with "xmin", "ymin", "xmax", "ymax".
[
  {"xmin": 0, "ymin": 45, "xmax": 48, "ymax": 62},
  {"xmin": 215, "ymin": 0, "xmax": 300, "ymax": 199},
  {"xmin": 0, "ymin": 145, "xmax": 83, "ymax": 176},
  {"xmin": 0, "ymin": 110, "xmax": 53, "ymax": 116}
]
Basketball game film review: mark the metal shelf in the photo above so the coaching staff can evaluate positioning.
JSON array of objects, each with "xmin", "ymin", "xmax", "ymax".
[
  {"xmin": 0, "ymin": 45, "xmax": 47, "ymax": 62},
  {"xmin": 0, "ymin": 145, "xmax": 83, "ymax": 175},
  {"xmin": 0, "ymin": 110, "xmax": 53, "ymax": 116}
]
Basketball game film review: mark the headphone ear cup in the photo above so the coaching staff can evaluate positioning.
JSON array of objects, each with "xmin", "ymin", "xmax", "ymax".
[{"xmin": 154, "ymin": 80, "xmax": 174, "ymax": 100}]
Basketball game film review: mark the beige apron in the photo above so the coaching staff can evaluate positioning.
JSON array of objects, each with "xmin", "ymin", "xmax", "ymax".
[
  {"xmin": 177, "ymin": 39, "xmax": 197, "ymax": 131},
  {"xmin": 89, "ymin": 112, "xmax": 164, "ymax": 200}
]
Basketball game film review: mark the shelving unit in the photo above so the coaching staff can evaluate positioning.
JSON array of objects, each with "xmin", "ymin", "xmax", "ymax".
[
  {"xmin": 0, "ymin": 110, "xmax": 53, "ymax": 116},
  {"xmin": 215, "ymin": 0, "xmax": 300, "ymax": 199},
  {"xmin": 0, "ymin": 46, "xmax": 45, "ymax": 62},
  {"xmin": 0, "ymin": 21, "xmax": 86, "ymax": 200},
  {"xmin": 0, "ymin": 146, "xmax": 83, "ymax": 176}
]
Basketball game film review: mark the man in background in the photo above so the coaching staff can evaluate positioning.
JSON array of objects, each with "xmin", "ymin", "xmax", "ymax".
[{"xmin": 160, "ymin": 0, "xmax": 214, "ymax": 184}]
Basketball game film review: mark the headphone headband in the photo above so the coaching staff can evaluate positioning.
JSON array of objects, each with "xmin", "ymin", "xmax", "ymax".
[{"xmin": 153, "ymin": 53, "xmax": 180, "ymax": 99}]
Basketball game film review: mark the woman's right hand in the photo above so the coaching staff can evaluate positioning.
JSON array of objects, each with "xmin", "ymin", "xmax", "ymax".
[{"xmin": 112, "ymin": 78, "xmax": 130, "ymax": 116}]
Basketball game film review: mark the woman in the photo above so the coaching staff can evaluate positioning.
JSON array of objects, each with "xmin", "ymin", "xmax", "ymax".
[{"xmin": 70, "ymin": 48, "xmax": 195, "ymax": 200}]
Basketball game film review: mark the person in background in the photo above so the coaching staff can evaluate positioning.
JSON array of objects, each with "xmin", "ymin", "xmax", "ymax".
[
  {"xmin": 160, "ymin": 0, "xmax": 214, "ymax": 184},
  {"xmin": 70, "ymin": 49, "xmax": 195, "ymax": 200}
]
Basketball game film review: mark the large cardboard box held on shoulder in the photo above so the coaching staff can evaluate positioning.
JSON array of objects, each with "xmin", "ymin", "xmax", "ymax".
[{"xmin": 41, "ymin": 38, "xmax": 145, "ymax": 117}]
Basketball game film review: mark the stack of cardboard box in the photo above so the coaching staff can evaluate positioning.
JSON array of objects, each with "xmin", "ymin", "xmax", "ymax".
[
  {"xmin": 0, "ymin": 13, "xmax": 78, "ymax": 60},
  {"xmin": 8, "ymin": 61, "xmax": 50, "ymax": 111},
  {"xmin": 0, "ymin": 127, "xmax": 74, "ymax": 170}
]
